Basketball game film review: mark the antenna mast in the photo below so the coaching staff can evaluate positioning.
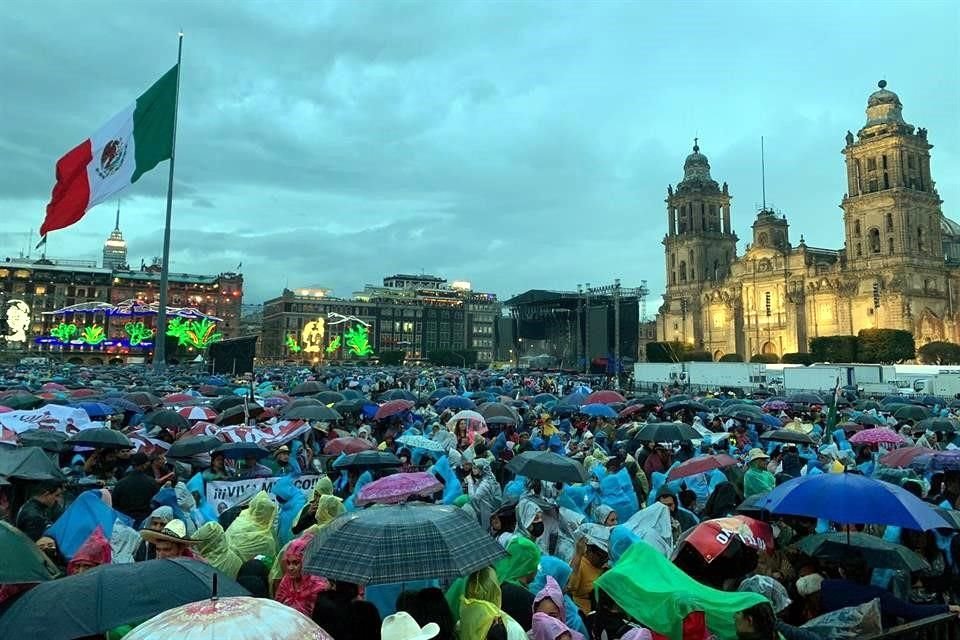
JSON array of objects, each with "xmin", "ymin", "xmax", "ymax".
[{"xmin": 761, "ymin": 136, "xmax": 767, "ymax": 211}]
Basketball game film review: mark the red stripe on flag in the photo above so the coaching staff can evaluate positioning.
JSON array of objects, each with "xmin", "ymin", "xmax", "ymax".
[{"xmin": 40, "ymin": 139, "xmax": 93, "ymax": 236}]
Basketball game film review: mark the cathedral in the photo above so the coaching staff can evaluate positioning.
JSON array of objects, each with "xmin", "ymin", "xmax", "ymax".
[{"xmin": 656, "ymin": 81, "xmax": 960, "ymax": 359}]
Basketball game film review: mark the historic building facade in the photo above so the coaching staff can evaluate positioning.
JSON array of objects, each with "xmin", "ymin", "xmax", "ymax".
[{"xmin": 657, "ymin": 82, "xmax": 960, "ymax": 359}]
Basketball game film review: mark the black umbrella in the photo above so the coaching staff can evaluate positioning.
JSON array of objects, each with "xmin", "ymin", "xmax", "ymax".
[
  {"xmin": 0, "ymin": 558, "xmax": 248, "ymax": 640},
  {"xmin": 212, "ymin": 442, "xmax": 270, "ymax": 460},
  {"xmin": 0, "ymin": 521, "xmax": 59, "ymax": 584},
  {"xmin": 143, "ymin": 408, "xmax": 190, "ymax": 431},
  {"xmin": 914, "ymin": 417, "xmax": 959, "ymax": 433},
  {"xmin": 282, "ymin": 404, "xmax": 342, "ymax": 422},
  {"xmin": 124, "ymin": 391, "xmax": 161, "ymax": 408},
  {"xmin": 332, "ymin": 451, "xmax": 401, "ymax": 471},
  {"xmin": 216, "ymin": 403, "xmax": 264, "ymax": 426},
  {"xmin": 506, "ymin": 450, "xmax": 587, "ymax": 483},
  {"xmin": 333, "ymin": 398, "xmax": 368, "ymax": 414},
  {"xmin": 631, "ymin": 422, "xmax": 701, "ymax": 442},
  {"xmin": 210, "ymin": 396, "xmax": 245, "ymax": 412},
  {"xmin": 794, "ymin": 532, "xmax": 930, "ymax": 572},
  {"xmin": 314, "ymin": 391, "xmax": 346, "ymax": 404},
  {"xmin": 759, "ymin": 429, "xmax": 816, "ymax": 445},
  {"xmin": 67, "ymin": 428, "xmax": 133, "ymax": 450},
  {"xmin": 17, "ymin": 430, "xmax": 69, "ymax": 453},
  {"xmin": 663, "ymin": 399, "xmax": 709, "ymax": 413},
  {"xmin": 290, "ymin": 381, "xmax": 328, "ymax": 397},
  {"xmin": 786, "ymin": 392, "xmax": 824, "ymax": 405},
  {"xmin": 479, "ymin": 402, "xmax": 520, "ymax": 425},
  {"xmin": 379, "ymin": 389, "xmax": 416, "ymax": 402},
  {"xmin": 167, "ymin": 435, "xmax": 222, "ymax": 459}
]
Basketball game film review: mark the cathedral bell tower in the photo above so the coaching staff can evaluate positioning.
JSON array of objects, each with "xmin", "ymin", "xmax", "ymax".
[{"xmin": 660, "ymin": 140, "xmax": 738, "ymax": 346}]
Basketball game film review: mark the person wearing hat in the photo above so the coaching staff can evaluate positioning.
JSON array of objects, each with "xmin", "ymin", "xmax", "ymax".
[
  {"xmin": 264, "ymin": 445, "xmax": 296, "ymax": 475},
  {"xmin": 139, "ymin": 518, "xmax": 200, "ymax": 560},
  {"xmin": 381, "ymin": 609, "xmax": 439, "ymax": 640},
  {"xmin": 743, "ymin": 448, "xmax": 775, "ymax": 497}
]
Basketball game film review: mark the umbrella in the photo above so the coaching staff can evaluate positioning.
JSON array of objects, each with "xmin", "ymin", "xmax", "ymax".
[
  {"xmin": 479, "ymin": 403, "xmax": 520, "ymax": 424},
  {"xmin": 177, "ymin": 406, "xmax": 219, "ymax": 422},
  {"xmin": 0, "ymin": 559, "xmax": 249, "ymax": 640},
  {"xmin": 17, "ymin": 430, "xmax": 69, "ymax": 454},
  {"xmin": 505, "ymin": 450, "xmax": 588, "ymax": 484},
  {"xmin": 762, "ymin": 473, "xmax": 950, "ymax": 530},
  {"xmin": 282, "ymin": 404, "xmax": 342, "ymax": 422},
  {"xmin": 374, "ymin": 399, "xmax": 415, "ymax": 420},
  {"xmin": 125, "ymin": 392, "xmax": 161, "ymax": 408},
  {"xmin": 314, "ymin": 391, "xmax": 346, "ymax": 404},
  {"xmin": 631, "ymin": 422, "xmax": 701, "ymax": 442},
  {"xmin": 2, "ymin": 393, "xmax": 44, "ymax": 410},
  {"xmin": 675, "ymin": 516, "xmax": 774, "ymax": 563},
  {"xmin": 667, "ymin": 453, "xmax": 738, "ymax": 481},
  {"xmin": 892, "ymin": 404, "xmax": 930, "ymax": 421},
  {"xmin": 734, "ymin": 492, "xmax": 769, "ymax": 517},
  {"xmin": 356, "ymin": 472, "xmax": 444, "ymax": 505},
  {"xmin": 663, "ymin": 399, "xmax": 710, "ymax": 413},
  {"xmin": 560, "ymin": 392, "xmax": 588, "ymax": 407},
  {"xmin": 912, "ymin": 450, "xmax": 960, "ymax": 472},
  {"xmin": 446, "ymin": 410, "xmax": 487, "ymax": 430},
  {"xmin": 167, "ymin": 435, "xmax": 222, "ymax": 459},
  {"xmin": 162, "ymin": 393, "xmax": 199, "ymax": 406},
  {"xmin": 618, "ymin": 405, "xmax": 647, "ymax": 419},
  {"xmin": 211, "ymin": 396, "xmax": 245, "ymax": 412},
  {"xmin": 794, "ymin": 532, "xmax": 929, "ymax": 572},
  {"xmin": 332, "ymin": 451, "xmax": 401, "ymax": 471},
  {"xmin": 579, "ymin": 403, "xmax": 618, "ymax": 418},
  {"xmin": 379, "ymin": 389, "xmax": 416, "ymax": 402},
  {"xmin": 933, "ymin": 508, "xmax": 960, "ymax": 530},
  {"xmin": 213, "ymin": 442, "xmax": 270, "ymax": 460},
  {"xmin": 67, "ymin": 428, "xmax": 132, "ymax": 450},
  {"xmin": 290, "ymin": 381, "xmax": 328, "ymax": 397},
  {"xmin": 395, "ymin": 434, "xmax": 448, "ymax": 453},
  {"xmin": 762, "ymin": 400, "xmax": 789, "ymax": 411},
  {"xmin": 853, "ymin": 413, "xmax": 886, "ymax": 426},
  {"xmin": 785, "ymin": 393, "xmax": 824, "ymax": 405},
  {"xmin": 323, "ymin": 437, "xmax": 374, "ymax": 455},
  {"xmin": 914, "ymin": 417, "xmax": 959, "ymax": 433},
  {"xmin": 879, "ymin": 446, "xmax": 934, "ymax": 468},
  {"xmin": 0, "ymin": 447, "xmax": 66, "ymax": 481},
  {"xmin": 848, "ymin": 427, "xmax": 905, "ymax": 446},
  {"xmin": 0, "ymin": 520, "xmax": 59, "ymax": 584},
  {"xmin": 759, "ymin": 429, "xmax": 816, "ymax": 445},
  {"xmin": 428, "ymin": 388, "xmax": 453, "ymax": 401},
  {"xmin": 303, "ymin": 503, "xmax": 506, "ymax": 585},
  {"xmin": 216, "ymin": 403, "xmax": 264, "ymax": 426},
  {"xmin": 585, "ymin": 390, "xmax": 626, "ymax": 405},
  {"xmin": 531, "ymin": 393, "xmax": 558, "ymax": 405},
  {"xmin": 72, "ymin": 402, "xmax": 115, "ymax": 419},
  {"xmin": 332, "ymin": 399, "xmax": 371, "ymax": 414},
  {"xmin": 144, "ymin": 409, "xmax": 191, "ymax": 431},
  {"xmin": 435, "ymin": 395, "xmax": 476, "ymax": 411},
  {"xmin": 124, "ymin": 596, "xmax": 332, "ymax": 640},
  {"xmin": 102, "ymin": 397, "xmax": 142, "ymax": 413}
]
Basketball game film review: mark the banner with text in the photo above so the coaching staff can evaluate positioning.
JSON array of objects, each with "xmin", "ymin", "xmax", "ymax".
[
  {"xmin": 206, "ymin": 474, "xmax": 322, "ymax": 514},
  {"xmin": 0, "ymin": 405, "xmax": 96, "ymax": 434}
]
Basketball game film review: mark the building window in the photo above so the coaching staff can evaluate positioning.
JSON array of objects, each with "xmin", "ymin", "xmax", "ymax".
[
  {"xmin": 886, "ymin": 213, "xmax": 894, "ymax": 232},
  {"xmin": 679, "ymin": 261, "xmax": 687, "ymax": 282},
  {"xmin": 882, "ymin": 155, "xmax": 888, "ymax": 169},
  {"xmin": 853, "ymin": 220, "xmax": 861, "ymax": 236},
  {"xmin": 856, "ymin": 243, "xmax": 862, "ymax": 257},
  {"xmin": 868, "ymin": 228, "xmax": 881, "ymax": 254},
  {"xmin": 907, "ymin": 154, "xmax": 915, "ymax": 169},
  {"xmin": 918, "ymin": 227, "xmax": 924, "ymax": 251},
  {"xmin": 866, "ymin": 157, "xmax": 877, "ymax": 171},
  {"xmin": 888, "ymin": 237, "xmax": 895, "ymax": 255},
  {"xmin": 868, "ymin": 179, "xmax": 879, "ymax": 193}
]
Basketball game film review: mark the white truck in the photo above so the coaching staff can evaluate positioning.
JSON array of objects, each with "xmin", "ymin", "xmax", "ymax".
[
  {"xmin": 907, "ymin": 374, "xmax": 960, "ymax": 398},
  {"xmin": 685, "ymin": 362, "xmax": 768, "ymax": 389},
  {"xmin": 633, "ymin": 363, "xmax": 684, "ymax": 388},
  {"xmin": 782, "ymin": 366, "xmax": 849, "ymax": 393}
]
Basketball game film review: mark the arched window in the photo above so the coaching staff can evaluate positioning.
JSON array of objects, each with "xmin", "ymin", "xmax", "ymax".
[
  {"xmin": 888, "ymin": 237, "xmax": 894, "ymax": 255},
  {"xmin": 758, "ymin": 232, "xmax": 768, "ymax": 246},
  {"xmin": 886, "ymin": 213, "xmax": 894, "ymax": 232},
  {"xmin": 869, "ymin": 228, "xmax": 881, "ymax": 254},
  {"xmin": 679, "ymin": 261, "xmax": 687, "ymax": 282}
]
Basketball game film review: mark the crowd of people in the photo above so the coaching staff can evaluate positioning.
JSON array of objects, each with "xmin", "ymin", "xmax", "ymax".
[{"xmin": 0, "ymin": 363, "xmax": 959, "ymax": 639}]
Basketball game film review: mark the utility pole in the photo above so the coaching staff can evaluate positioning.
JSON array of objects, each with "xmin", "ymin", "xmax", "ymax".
[
  {"xmin": 576, "ymin": 284, "xmax": 583, "ymax": 370},
  {"xmin": 583, "ymin": 283, "xmax": 591, "ymax": 374},
  {"xmin": 613, "ymin": 278, "xmax": 621, "ymax": 388}
]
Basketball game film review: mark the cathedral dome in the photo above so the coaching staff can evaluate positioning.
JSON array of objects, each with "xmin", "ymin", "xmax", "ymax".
[
  {"xmin": 867, "ymin": 80, "xmax": 901, "ymax": 108},
  {"xmin": 864, "ymin": 80, "xmax": 906, "ymax": 128},
  {"xmin": 680, "ymin": 140, "xmax": 715, "ymax": 185},
  {"xmin": 941, "ymin": 216, "xmax": 960, "ymax": 237}
]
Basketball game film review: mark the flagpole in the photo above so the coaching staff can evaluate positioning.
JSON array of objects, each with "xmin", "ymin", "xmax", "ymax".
[{"xmin": 154, "ymin": 32, "xmax": 183, "ymax": 373}]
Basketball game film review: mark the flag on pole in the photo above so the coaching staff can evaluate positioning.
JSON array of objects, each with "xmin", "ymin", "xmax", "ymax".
[
  {"xmin": 39, "ymin": 65, "xmax": 179, "ymax": 241},
  {"xmin": 823, "ymin": 375, "xmax": 842, "ymax": 445}
]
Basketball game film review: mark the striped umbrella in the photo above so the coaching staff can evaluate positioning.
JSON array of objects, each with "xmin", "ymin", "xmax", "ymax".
[
  {"xmin": 177, "ymin": 406, "xmax": 219, "ymax": 422},
  {"xmin": 303, "ymin": 503, "xmax": 505, "ymax": 585}
]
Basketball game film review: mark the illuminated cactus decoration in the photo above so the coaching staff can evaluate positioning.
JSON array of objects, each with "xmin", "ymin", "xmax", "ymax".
[
  {"xmin": 81, "ymin": 325, "xmax": 106, "ymax": 345},
  {"xmin": 124, "ymin": 321, "xmax": 154, "ymax": 346},
  {"xmin": 184, "ymin": 318, "xmax": 222, "ymax": 349},
  {"xmin": 344, "ymin": 324, "xmax": 374, "ymax": 357},
  {"xmin": 166, "ymin": 317, "xmax": 191, "ymax": 346},
  {"xmin": 285, "ymin": 334, "xmax": 302, "ymax": 353},
  {"xmin": 50, "ymin": 323, "xmax": 78, "ymax": 342},
  {"xmin": 326, "ymin": 335, "xmax": 341, "ymax": 354}
]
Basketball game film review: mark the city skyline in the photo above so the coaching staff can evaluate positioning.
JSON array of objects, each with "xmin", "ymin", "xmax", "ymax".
[{"xmin": 2, "ymin": 1, "xmax": 958, "ymax": 305}]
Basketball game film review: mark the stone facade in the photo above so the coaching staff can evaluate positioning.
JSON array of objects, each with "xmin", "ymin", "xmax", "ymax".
[{"xmin": 656, "ymin": 82, "xmax": 960, "ymax": 359}]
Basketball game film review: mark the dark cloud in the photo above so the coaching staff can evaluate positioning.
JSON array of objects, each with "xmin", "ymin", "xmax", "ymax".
[{"xmin": 1, "ymin": 1, "xmax": 957, "ymax": 306}]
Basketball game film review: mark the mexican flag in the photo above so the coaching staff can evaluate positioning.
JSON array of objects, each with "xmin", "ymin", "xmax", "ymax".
[{"xmin": 40, "ymin": 64, "xmax": 179, "ymax": 239}]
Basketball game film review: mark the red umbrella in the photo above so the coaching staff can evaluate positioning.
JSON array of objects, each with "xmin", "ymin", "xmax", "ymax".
[
  {"xmin": 41, "ymin": 382, "xmax": 67, "ymax": 391},
  {"xmin": 164, "ymin": 393, "xmax": 200, "ymax": 406},
  {"xmin": 850, "ymin": 427, "xmax": 905, "ymax": 447},
  {"xmin": 678, "ymin": 516, "xmax": 774, "ymax": 563},
  {"xmin": 324, "ymin": 437, "xmax": 374, "ymax": 455},
  {"xmin": 69, "ymin": 389, "xmax": 98, "ymax": 399},
  {"xmin": 586, "ymin": 390, "xmax": 626, "ymax": 405},
  {"xmin": 879, "ymin": 446, "xmax": 935, "ymax": 468},
  {"xmin": 356, "ymin": 472, "xmax": 443, "ymax": 505},
  {"xmin": 0, "ymin": 406, "xmax": 12, "ymax": 414},
  {"xmin": 667, "ymin": 453, "xmax": 738, "ymax": 481},
  {"xmin": 177, "ymin": 406, "xmax": 219, "ymax": 421},
  {"xmin": 374, "ymin": 400, "xmax": 415, "ymax": 420},
  {"xmin": 618, "ymin": 404, "xmax": 646, "ymax": 419}
]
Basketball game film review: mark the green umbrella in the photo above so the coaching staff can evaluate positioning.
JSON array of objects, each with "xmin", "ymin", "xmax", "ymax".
[
  {"xmin": 892, "ymin": 405, "xmax": 930, "ymax": 421},
  {"xmin": 2, "ymin": 393, "xmax": 44, "ymax": 410},
  {"xmin": 0, "ymin": 521, "xmax": 59, "ymax": 584},
  {"xmin": 794, "ymin": 531, "xmax": 929, "ymax": 572}
]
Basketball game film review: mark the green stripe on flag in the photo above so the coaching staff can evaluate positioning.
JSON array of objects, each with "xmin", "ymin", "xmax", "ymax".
[{"xmin": 131, "ymin": 64, "xmax": 178, "ymax": 183}]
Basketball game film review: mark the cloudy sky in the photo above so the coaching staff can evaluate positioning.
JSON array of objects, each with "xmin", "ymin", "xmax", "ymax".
[{"xmin": 2, "ymin": 1, "xmax": 958, "ymax": 310}]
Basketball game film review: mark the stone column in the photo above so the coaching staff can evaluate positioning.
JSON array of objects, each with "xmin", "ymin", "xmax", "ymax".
[
  {"xmin": 668, "ymin": 207, "xmax": 676, "ymax": 235},
  {"xmin": 722, "ymin": 205, "xmax": 731, "ymax": 235}
]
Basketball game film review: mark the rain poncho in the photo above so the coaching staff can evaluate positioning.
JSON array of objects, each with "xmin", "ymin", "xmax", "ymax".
[
  {"xmin": 194, "ymin": 522, "xmax": 243, "ymax": 579},
  {"xmin": 274, "ymin": 534, "xmax": 330, "ymax": 615},
  {"xmin": 429, "ymin": 454, "xmax": 463, "ymax": 505},
  {"xmin": 224, "ymin": 491, "xmax": 278, "ymax": 562},
  {"xmin": 595, "ymin": 541, "xmax": 767, "ymax": 640},
  {"xmin": 46, "ymin": 490, "xmax": 123, "ymax": 560},
  {"xmin": 468, "ymin": 459, "xmax": 502, "ymax": 531},
  {"xmin": 737, "ymin": 574, "xmax": 791, "ymax": 614},
  {"xmin": 743, "ymin": 466, "xmax": 776, "ymax": 497},
  {"xmin": 530, "ymin": 611, "xmax": 585, "ymax": 640},
  {"xmin": 272, "ymin": 476, "xmax": 307, "ymax": 546},
  {"xmin": 67, "ymin": 526, "xmax": 112, "ymax": 575},
  {"xmin": 621, "ymin": 502, "xmax": 673, "ymax": 557},
  {"xmin": 532, "ymin": 574, "xmax": 588, "ymax": 638},
  {"xmin": 458, "ymin": 598, "xmax": 526, "ymax": 640},
  {"xmin": 530, "ymin": 557, "xmax": 588, "ymax": 637},
  {"xmin": 110, "ymin": 521, "xmax": 142, "ymax": 564},
  {"xmin": 495, "ymin": 534, "xmax": 541, "ymax": 586},
  {"xmin": 343, "ymin": 470, "xmax": 372, "ymax": 512}
]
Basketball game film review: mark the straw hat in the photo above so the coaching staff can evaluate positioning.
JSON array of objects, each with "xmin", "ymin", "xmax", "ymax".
[
  {"xmin": 744, "ymin": 448, "xmax": 770, "ymax": 465},
  {"xmin": 140, "ymin": 519, "xmax": 198, "ymax": 546},
  {"xmin": 380, "ymin": 611, "xmax": 439, "ymax": 640}
]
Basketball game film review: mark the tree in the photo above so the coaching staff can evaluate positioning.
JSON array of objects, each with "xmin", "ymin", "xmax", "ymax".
[
  {"xmin": 719, "ymin": 353, "xmax": 744, "ymax": 362},
  {"xmin": 750, "ymin": 353, "xmax": 780, "ymax": 364},
  {"xmin": 856, "ymin": 329, "xmax": 915, "ymax": 363},
  {"xmin": 781, "ymin": 352, "xmax": 815, "ymax": 365},
  {"xmin": 378, "ymin": 350, "xmax": 406, "ymax": 366},
  {"xmin": 917, "ymin": 341, "xmax": 960, "ymax": 365},
  {"xmin": 809, "ymin": 336, "xmax": 858, "ymax": 363},
  {"xmin": 680, "ymin": 350, "xmax": 713, "ymax": 362},
  {"xmin": 645, "ymin": 341, "xmax": 690, "ymax": 363},
  {"xmin": 427, "ymin": 350, "xmax": 478, "ymax": 367}
]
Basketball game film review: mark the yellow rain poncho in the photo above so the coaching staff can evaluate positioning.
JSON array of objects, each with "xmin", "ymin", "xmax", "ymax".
[
  {"xmin": 458, "ymin": 598, "xmax": 526, "ymax": 640},
  {"xmin": 225, "ymin": 491, "xmax": 278, "ymax": 562},
  {"xmin": 270, "ymin": 495, "xmax": 345, "ymax": 585},
  {"xmin": 194, "ymin": 522, "xmax": 243, "ymax": 579}
]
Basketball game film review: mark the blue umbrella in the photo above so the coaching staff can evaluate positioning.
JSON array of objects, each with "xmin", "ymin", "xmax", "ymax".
[
  {"xmin": 762, "ymin": 473, "xmax": 949, "ymax": 530},
  {"xmin": 760, "ymin": 414, "xmax": 783, "ymax": 428},
  {"xmin": 428, "ymin": 388, "xmax": 453, "ymax": 401},
  {"xmin": 579, "ymin": 403, "xmax": 618, "ymax": 418},
  {"xmin": 435, "ymin": 396, "xmax": 476, "ymax": 411},
  {"xmin": 72, "ymin": 402, "xmax": 116, "ymax": 419},
  {"xmin": 560, "ymin": 392, "xmax": 588, "ymax": 407}
]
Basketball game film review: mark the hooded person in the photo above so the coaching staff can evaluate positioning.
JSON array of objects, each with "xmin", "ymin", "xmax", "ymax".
[
  {"xmin": 592, "ymin": 504, "xmax": 618, "ymax": 527},
  {"xmin": 67, "ymin": 526, "xmax": 112, "ymax": 575},
  {"xmin": 274, "ymin": 533, "xmax": 331, "ymax": 615},
  {"xmin": 529, "ymin": 611, "xmax": 585, "ymax": 640},
  {"xmin": 135, "ymin": 506, "xmax": 175, "ymax": 561},
  {"xmin": 139, "ymin": 519, "xmax": 200, "ymax": 560},
  {"xmin": 292, "ymin": 476, "xmax": 335, "ymax": 534},
  {"xmin": 701, "ymin": 482, "xmax": 740, "ymax": 520},
  {"xmin": 515, "ymin": 499, "xmax": 547, "ymax": 547},
  {"xmin": 458, "ymin": 598, "xmax": 525, "ymax": 640},
  {"xmin": 530, "ymin": 575, "xmax": 587, "ymax": 640},
  {"xmin": 194, "ymin": 522, "xmax": 243, "ymax": 579},
  {"xmin": 743, "ymin": 449, "xmax": 775, "ymax": 497},
  {"xmin": 468, "ymin": 459, "xmax": 502, "ymax": 533},
  {"xmin": 225, "ymin": 490, "xmax": 279, "ymax": 562}
]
